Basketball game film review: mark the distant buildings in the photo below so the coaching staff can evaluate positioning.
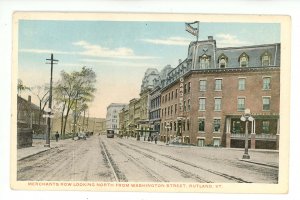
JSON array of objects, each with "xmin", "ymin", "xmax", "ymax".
[
  {"xmin": 106, "ymin": 103, "xmax": 127, "ymax": 135},
  {"xmin": 117, "ymin": 36, "xmax": 280, "ymax": 150}
]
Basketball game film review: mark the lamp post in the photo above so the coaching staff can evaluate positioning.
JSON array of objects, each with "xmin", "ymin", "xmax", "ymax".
[
  {"xmin": 240, "ymin": 108, "xmax": 254, "ymax": 159},
  {"xmin": 165, "ymin": 122, "xmax": 171, "ymax": 145}
]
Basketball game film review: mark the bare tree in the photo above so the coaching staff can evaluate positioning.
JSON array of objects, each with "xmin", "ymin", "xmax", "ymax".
[{"xmin": 30, "ymin": 84, "xmax": 49, "ymax": 133}]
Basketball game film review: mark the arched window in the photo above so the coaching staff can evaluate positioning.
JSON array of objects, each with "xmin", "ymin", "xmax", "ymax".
[
  {"xmin": 261, "ymin": 51, "xmax": 271, "ymax": 66},
  {"xmin": 239, "ymin": 53, "xmax": 249, "ymax": 68},
  {"xmin": 218, "ymin": 54, "xmax": 228, "ymax": 68},
  {"xmin": 199, "ymin": 54, "xmax": 210, "ymax": 69}
]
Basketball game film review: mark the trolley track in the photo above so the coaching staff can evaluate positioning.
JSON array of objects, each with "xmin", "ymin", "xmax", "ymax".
[
  {"xmin": 120, "ymin": 142, "xmax": 252, "ymax": 183},
  {"xmin": 99, "ymin": 138, "xmax": 126, "ymax": 182}
]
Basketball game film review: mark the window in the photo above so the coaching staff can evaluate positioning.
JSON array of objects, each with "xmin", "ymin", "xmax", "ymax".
[
  {"xmin": 171, "ymin": 91, "xmax": 174, "ymax": 100},
  {"xmin": 183, "ymin": 100, "xmax": 186, "ymax": 111},
  {"xmin": 199, "ymin": 98, "xmax": 206, "ymax": 111},
  {"xmin": 238, "ymin": 78, "xmax": 246, "ymax": 90},
  {"xmin": 168, "ymin": 107, "xmax": 170, "ymax": 115},
  {"xmin": 215, "ymin": 79, "xmax": 222, "ymax": 91},
  {"xmin": 175, "ymin": 104, "xmax": 177, "ymax": 114},
  {"xmin": 170, "ymin": 121, "xmax": 173, "ymax": 131},
  {"xmin": 214, "ymin": 98, "xmax": 222, "ymax": 111},
  {"xmin": 218, "ymin": 54, "xmax": 228, "ymax": 68},
  {"xmin": 187, "ymin": 99, "xmax": 191, "ymax": 111},
  {"xmin": 171, "ymin": 105, "xmax": 173, "ymax": 115},
  {"xmin": 219, "ymin": 58, "xmax": 227, "ymax": 68},
  {"xmin": 183, "ymin": 121, "xmax": 186, "ymax": 131},
  {"xmin": 238, "ymin": 97, "xmax": 245, "ymax": 111},
  {"xmin": 168, "ymin": 93, "xmax": 170, "ymax": 101},
  {"xmin": 184, "ymin": 84, "xmax": 187, "ymax": 94},
  {"xmin": 263, "ymin": 77, "xmax": 271, "ymax": 90},
  {"xmin": 199, "ymin": 80, "xmax": 207, "ymax": 91},
  {"xmin": 161, "ymin": 108, "xmax": 163, "ymax": 117},
  {"xmin": 239, "ymin": 53, "xmax": 249, "ymax": 67},
  {"xmin": 263, "ymin": 97, "xmax": 271, "ymax": 110},
  {"xmin": 262, "ymin": 121, "xmax": 270, "ymax": 133},
  {"xmin": 188, "ymin": 82, "xmax": 191, "ymax": 93},
  {"xmin": 175, "ymin": 89, "xmax": 178, "ymax": 98},
  {"xmin": 162, "ymin": 96, "xmax": 164, "ymax": 103},
  {"xmin": 187, "ymin": 119, "xmax": 190, "ymax": 131},
  {"xmin": 261, "ymin": 52, "xmax": 271, "ymax": 66},
  {"xmin": 213, "ymin": 119, "xmax": 221, "ymax": 132},
  {"xmin": 199, "ymin": 55, "xmax": 210, "ymax": 69},
  {"xmin": 198, "ymin": 118, "xmax": 205, "ymax": 132}
]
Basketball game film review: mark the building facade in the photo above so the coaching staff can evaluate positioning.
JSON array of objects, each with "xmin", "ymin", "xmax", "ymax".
[
  {"xmin": 159, "ymin": 36, "xmax": 280, "ymax": 149},
  {"xmin": 106, "ymin": 103, "xmax": 127, "ymax": 135}
]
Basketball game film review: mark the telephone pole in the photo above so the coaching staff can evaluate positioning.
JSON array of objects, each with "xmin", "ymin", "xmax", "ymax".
[{"xmin": 44, "ymin": 54, "xmax": 58, "ymax": 147}]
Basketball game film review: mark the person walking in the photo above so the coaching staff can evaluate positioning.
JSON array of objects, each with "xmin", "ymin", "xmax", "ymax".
[
  {"xmin": 55, "ymin": 131, "xmax": 59, "ymax": 142},
  {"xmin": 154, "ymin": 135, "xmax": 158, "ymax": 144}
]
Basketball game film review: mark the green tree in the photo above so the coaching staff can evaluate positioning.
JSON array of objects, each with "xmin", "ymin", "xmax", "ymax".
[{"xmin": 54, "ymin": 67, "xmax": 97, "ymax": 139}]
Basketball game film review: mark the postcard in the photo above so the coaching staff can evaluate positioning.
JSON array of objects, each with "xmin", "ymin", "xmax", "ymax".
[{"xmin": 11, "ymin": 12, "xmax": 291, "ymax": 193}]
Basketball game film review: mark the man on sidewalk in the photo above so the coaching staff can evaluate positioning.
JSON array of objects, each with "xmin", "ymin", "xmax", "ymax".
[{"xmin": 55, "ymin": 131, "xmax": 59, "ymax": 142}]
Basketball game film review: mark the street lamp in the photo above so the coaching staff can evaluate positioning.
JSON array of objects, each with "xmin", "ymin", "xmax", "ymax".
[
  {"xmin": 240, "ymin": 108, "xmax": 254, "ymax": 159},
  {"xmin": 165, "ymin": 122, "xmax": 171, "ymax": 145},
  {"xmin": 43, "ymin": 107, "xmax": 54, "ymax": 147}
]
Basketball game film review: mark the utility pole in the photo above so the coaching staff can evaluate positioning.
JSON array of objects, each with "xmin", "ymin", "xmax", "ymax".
[{"xmin": 45, "ymin": 53, "xmax": 58, "ymax": 147}]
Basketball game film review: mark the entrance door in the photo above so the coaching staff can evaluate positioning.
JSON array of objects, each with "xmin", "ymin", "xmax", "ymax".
[
  {"xmin": 197, "ymin": 139, "xmax": 205, "ymax": 147},
  {"xmin": 213, "ymin": 138, "xmax": 220, "ymax": 147}
]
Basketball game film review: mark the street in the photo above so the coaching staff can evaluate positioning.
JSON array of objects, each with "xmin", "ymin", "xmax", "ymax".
[{"xmin": 17, "ymin": 135, "xmax": 279, "ymax": 183}]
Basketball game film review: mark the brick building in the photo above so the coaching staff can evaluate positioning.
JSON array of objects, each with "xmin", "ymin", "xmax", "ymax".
[{"xmin": 160, "ymin": 36, "xmax": 280, "ymax": 149}]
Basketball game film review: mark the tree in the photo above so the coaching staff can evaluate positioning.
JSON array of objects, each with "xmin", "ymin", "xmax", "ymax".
[
  {"xmin": 17, "ymin": 79, "xmax": 30, "ymax": 97},
  {"xmin": 30, "ymin": 84, "xmax": 49, "ymax": 134},
  {"xmin": 54, "ymin": 67, "xmax": 97, "ymax": 139}
]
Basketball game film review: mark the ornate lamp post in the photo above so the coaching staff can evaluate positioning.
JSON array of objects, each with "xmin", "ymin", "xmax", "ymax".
[
  {"xmin": 165, "ymin": 122, "xmax": 171, "ymax": 145},
  {"xmin": 240, "ymin": 108, "xmax": 254, "ymax": 159}
]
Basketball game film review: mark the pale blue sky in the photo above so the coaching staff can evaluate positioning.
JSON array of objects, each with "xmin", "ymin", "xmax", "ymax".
[{"xmin": 18, "ymin": 20, "xmax": 280, "ymax": 118}]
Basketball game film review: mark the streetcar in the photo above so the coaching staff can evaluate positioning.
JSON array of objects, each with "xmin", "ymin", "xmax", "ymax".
[{"xmin": 107, "ymin": 129, "xmax": 115, "ymax": 138}]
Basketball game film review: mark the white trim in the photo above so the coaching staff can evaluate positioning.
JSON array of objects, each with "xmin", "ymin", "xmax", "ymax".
[
  {"xmin": 213, "ymin": 137, "xmax": 221, "ymax": 139},
  {"xmin": 197, "ymin": 116, "xmax": 206, "ymax": 119},
  {"xmin": 197, "ymin": 137, "xmax": 206, "ymax": 139}
]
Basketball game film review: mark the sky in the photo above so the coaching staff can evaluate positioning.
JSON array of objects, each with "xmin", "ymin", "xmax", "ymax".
[{"xmin": 18, "ymin": 20, "xmax": 280, "ymax": 118}]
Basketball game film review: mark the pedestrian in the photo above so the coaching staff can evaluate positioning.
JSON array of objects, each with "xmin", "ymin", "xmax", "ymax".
[
  {"xmin": 154, "ymin": 135, "xmax": 157, "ymax": 144},
  {"xmin": 55, "ymin": 131, "xmax": 59, "ymax": 142}
]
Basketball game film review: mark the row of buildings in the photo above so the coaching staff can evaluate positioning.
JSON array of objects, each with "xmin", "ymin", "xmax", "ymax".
[{"xmin": 107, "ymin": 36, "xmax": 280, "ymax": 150}]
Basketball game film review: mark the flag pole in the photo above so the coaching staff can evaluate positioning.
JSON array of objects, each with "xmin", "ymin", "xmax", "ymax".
[{"xmin": 197, "ymin": 21, "xmax": 199, "ymax": 42}]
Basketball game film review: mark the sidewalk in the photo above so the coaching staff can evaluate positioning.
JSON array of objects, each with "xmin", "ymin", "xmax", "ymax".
[
  {"xmin": 17, "ymin": 138, "xmax": 71, "ymax": 161},
  {"xmin": 125, "ymin": 136, "xmax": 278, "ymax": 168}
]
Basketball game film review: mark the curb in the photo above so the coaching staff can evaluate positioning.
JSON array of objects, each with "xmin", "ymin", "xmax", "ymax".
[
  {"xmin": 18, "ymin": 148, "xmax": 50, "ymax": 161},
  {"xmin": 239, "ymin": 159, "xmax": 278, "ymax": 168}
]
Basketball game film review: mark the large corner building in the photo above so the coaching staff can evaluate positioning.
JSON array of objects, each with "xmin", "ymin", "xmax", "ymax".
[{"xmin": 159, "ymin": 36, "xmax": 280, "ymax": 149}]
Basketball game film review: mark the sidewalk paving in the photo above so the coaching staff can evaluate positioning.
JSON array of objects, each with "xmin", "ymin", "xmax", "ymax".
[
  {"xmin": 17, "ymin": 138, "xmax": 71, "ymax": 161},
  {"xmin": 125, "ymin": 136, "xmax": 278, "ymax": 168}
]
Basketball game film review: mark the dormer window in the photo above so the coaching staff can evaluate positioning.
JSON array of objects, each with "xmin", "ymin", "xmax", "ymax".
[
  {"xmin": 199, "ymin": 54, "xmax": 210, "ymax": 69},
  {"xmin": 218, "ymin": 54, "xmax": 228, "ymax": 68},
  {"xmin": 261, "ymin": 51, "xmax": 271, "ymax": 66},
  {"xmin": 239, "ymin": 53, "xmax": 249, "ymax": 68}
]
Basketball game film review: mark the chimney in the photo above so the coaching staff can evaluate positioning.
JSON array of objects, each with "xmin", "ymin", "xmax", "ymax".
[
  {"xmin": 208, "ymin": 36, "xmax": 213, "ymax": 41},
  {"xmin": 28, "ymin": 95, "xmax": 31, "ymax": 104},
  {"xmin": 179, "ymin": 59, "xmax": 182, "ymax": 64}
]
